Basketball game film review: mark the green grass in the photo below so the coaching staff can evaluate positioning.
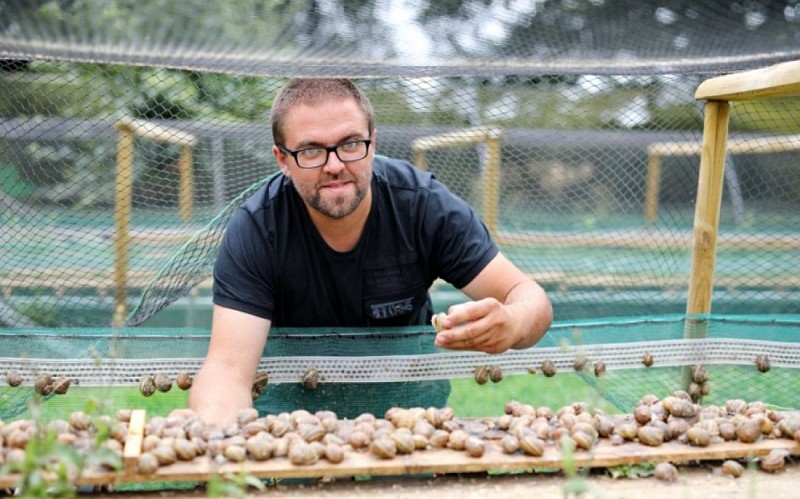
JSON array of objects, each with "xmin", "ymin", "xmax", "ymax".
[{"xmin": 3, "ymin": 364, "xmax": 797, "ymax": 423}]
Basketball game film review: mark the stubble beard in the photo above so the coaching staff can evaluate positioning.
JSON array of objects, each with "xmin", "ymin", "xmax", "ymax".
[{"xmin": 300, "ymin": 171, "xmax": 370, "ymax": 220}]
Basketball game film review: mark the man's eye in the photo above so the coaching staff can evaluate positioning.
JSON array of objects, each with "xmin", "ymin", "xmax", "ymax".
[
  {"xmin": 297, "ymin": 148, "xmax": 324, "ymax": 158},
  {"xmin": 339, "ymin": 141, "xmax": 359, "ymax": 151}
]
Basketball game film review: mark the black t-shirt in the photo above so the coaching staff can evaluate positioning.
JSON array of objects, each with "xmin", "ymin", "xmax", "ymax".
[{"xmin": 213, "ymin": 155, "xmax": 499, "ymax": 328}]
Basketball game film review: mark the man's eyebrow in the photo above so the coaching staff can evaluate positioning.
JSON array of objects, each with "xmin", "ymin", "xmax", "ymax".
[{"xmin": 293, "ymin": 132, "xmax": 367, "ymax": 149}]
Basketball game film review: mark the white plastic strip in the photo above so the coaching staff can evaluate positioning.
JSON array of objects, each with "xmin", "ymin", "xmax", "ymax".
[{"xmin": 0, "ymin": 338, "xmax": 797, "ymax": 387}]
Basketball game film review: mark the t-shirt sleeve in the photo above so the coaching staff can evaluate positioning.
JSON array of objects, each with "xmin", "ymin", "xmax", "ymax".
[
  {"xmin": 212, "ymin": 207, "xmax": 275, "ymax": 320},
  {"xmin": 423, "ymin": 178, "xmax": 499, "ymax": 289}
]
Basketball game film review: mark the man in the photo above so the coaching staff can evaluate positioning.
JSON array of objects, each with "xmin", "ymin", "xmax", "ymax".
[{"xmin": 188, "ymin": 78, "xmax": 552, "ymax": 424}]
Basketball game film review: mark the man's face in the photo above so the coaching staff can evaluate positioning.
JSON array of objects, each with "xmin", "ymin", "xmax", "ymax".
[{"xmin": 273, "ymin": 98, "xmax": 375, "ymax": 220}]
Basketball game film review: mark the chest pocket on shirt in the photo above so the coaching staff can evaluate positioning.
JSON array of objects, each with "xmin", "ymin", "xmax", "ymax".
[{"xmin": 362, "ymin": 252, "xmax": 428, "ymax": 325}]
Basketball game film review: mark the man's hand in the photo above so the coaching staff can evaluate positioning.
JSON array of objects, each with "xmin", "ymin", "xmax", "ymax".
[
  {"xmin": 434, "ymin": 253, "xmax": 552, "ymax": 353},
  {"xmin": 433, "ymin": 298, "xmax": 518, "ymax": 354}
]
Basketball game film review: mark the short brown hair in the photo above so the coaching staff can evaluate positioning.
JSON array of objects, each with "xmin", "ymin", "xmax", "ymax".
[{"xmin": 270, "ymin": 78, "xmax": 375, "ymax": 146}]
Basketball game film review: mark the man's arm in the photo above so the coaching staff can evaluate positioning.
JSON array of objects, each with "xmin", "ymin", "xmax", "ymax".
[
  {"xmin": 434, "ymin": 252, "xmax": 552, "ymax": 354},
  {"xmin": 188, "ymin": 304, "xmax": 270, "ymax": 425}
]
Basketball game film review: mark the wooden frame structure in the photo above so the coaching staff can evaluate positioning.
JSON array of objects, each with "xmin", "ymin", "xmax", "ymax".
[
  {"xmin": 644, "ymin": 133, "xmax": 800, "ymax": 224},
  {"xmin": 687, "ymin": 59, "xmax": 800, "ymax": 318},
  {"xmin": 113, "ymin": 118, "xmax": 197, "ymax": 325},
  {"xmin": 411, "ymin": 125, "xmax": 503, "ymax": 236}
]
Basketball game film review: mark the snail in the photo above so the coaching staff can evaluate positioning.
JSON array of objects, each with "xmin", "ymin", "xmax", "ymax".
[
  {"xmin": 642, "ymin": 352, "xmax": 654, "ymax": 367},
  {"xmin": 251, "ymin": 371, "xmax": 270, "ymax": 399},
  {"xmin": 755, "ymin": 354, "xmax": 771, "ymax": 373},
  {"xmin": 301, "ymin": 367, "xmax": 320, "ymax": 390},
  {"xmin": 431, "ymin": 312, "xmax": 447, "ymax": 333},
  {"xmin": 176, "ymin": 372, "xmax": 193, "ymax": 390},
  {"xmin": 154, "ymin": 373, "xmax": 172, "ymax": 393},
  {"xmin": 6, "ymin": 370, "xmax": 22, "ymax": 387},
  {"xmin": 474, "ymin": 365, "xmax": 490, "ymax": 385},
  {"xmin": 654, "ymin": 462, "xmax": 679, "ymax": 482},
  {"xmin": 541, "ymin": 359, "xmax": 557, "ymax": 377},
  {"xmin": 139, "ymin": 374, "xmax": 157, "ymax": 397},
  {"xmin": 53, "ymin": 376, "xmax": 71, "ymax": 395}
]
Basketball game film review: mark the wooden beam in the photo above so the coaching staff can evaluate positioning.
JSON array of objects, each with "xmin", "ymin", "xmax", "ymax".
[{"xmin": 694, "ymin": 59, "xmax": 800, "ymax": 101}]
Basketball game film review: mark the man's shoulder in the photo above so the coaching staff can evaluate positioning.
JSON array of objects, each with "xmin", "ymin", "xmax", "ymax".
[
  {"xmin": 239, "ymin": 172, "xmax": 292, "ymax": 214},
  {"xmin": 373, "ymin": 155, "xmax": 433, "ymax": 191}
]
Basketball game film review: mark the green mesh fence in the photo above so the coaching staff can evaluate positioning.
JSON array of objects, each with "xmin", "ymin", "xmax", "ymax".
[
  {"xmin": 1, "ymin": 2, "xmax": 799, "ymax": 424},
  {"xmin": 2, "ymin": 315, "xmax": 799, "ymax": 421}
]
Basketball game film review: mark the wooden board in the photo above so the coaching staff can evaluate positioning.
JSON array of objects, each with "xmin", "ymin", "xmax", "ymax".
[{"xmin": 1, "ymin": 435, "xmax": 797, "ymax": 488}]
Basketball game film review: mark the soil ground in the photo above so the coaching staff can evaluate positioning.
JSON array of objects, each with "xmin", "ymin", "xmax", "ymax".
[{"xmin": 94, "ymin": 461, "xmax": 800, "ymax": 499}]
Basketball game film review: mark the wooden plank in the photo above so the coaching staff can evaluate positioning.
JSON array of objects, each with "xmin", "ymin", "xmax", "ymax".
[
  {"xmin": 694, "ymin": 60, "xmax": 800, "ymax": 101},
  {"xmin": 122, "ymin": 409, "xmax": 146, "ymax": 475},
  {"xmin": 0, "ymin": 435, "xmax": 797, "ymax": 488}
]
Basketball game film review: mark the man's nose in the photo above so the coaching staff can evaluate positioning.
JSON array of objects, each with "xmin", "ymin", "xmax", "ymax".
[{"xmin": 322, "ymin": 151, "xmax": 346, "ymax": 173}]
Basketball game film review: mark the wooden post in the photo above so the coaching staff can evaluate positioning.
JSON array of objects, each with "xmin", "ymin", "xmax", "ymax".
[
  {"xmin": 114, "ymin": 129, "xmax": 134, "ymax": 324},
  {"xmin": 414, "ymin": 150, "xmax": 427, "ymax": 171},
  {"xmin": 178, "ymin": 144, "xmax": 193, "ymax": 221},
  {"xmin": 686, "ymin": 100, "xmax": 730, "ymax": 320},
  {"xmin": 483, "ymin": 131, "xmax": 502, "ymax": 237},
  {"xmin": 644, "ymin": 152, "xmax": 662, "ymax": 224}
]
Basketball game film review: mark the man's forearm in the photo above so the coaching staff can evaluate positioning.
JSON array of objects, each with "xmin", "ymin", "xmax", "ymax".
[
  {"xmin": 189, "ymin": 361, "xmax": 255, "ymax": 425},
  {"xmin": 506, "ymin": 280, "xmax": 553, "ymax": 350}
]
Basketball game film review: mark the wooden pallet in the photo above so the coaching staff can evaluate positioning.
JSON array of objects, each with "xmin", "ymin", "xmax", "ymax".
[{"xmin": 1, "ymin": 410, "xmax": 798, "ymax": 488}]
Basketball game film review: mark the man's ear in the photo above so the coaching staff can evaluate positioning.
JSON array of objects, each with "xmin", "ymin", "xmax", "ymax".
[{"xmin": 273, "ymin": 145, "xmax": 290, "ymax": 176}]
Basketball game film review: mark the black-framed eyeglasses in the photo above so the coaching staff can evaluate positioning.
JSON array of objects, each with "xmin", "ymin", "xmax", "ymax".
[{"xmin": 278, "ymin": 139, "xmax": 371, "ymax": 169}]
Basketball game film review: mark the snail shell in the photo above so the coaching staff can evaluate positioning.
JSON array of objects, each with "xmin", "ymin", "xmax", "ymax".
[
  {"xmin": 654, "ymin": 462, "xmax": 679, "ymax": 482},
  {"xmin": 369, "ymin": 436, "xmax": 397, "ymax": 459},
  {"xmin": 348, "ymin": 430, "xmax": 370, "ymax": 449},
  {"xmin": 447, "ymin": 429, "xmax": 469, "ymax": 450},
  {"xmin": 501, "ymin": 434, "xmax": 520, "ymax": 454},
  {"xmin": 139, "ymin": 374, "xmax": 157, "ymax": 397},
  {"xmin": 755, "ymin": 354, "xmax": 771, "ymax": 373},
  {"xmin": 465, "ymin": 436, "xmax": 485, "ymax": 457},
  {"xmin": 237, "ymin": 407, "xmax": 259, "ymax": 427},
  {"xmin": 541, "ymin": 359, "xmax": 557, "ymax": 377},
  {"xmin": 154, "ymin": 373, "xmax": 172, "ymax": 392},
  {"xmin": 223, "ymin": 444, "xmax": 246, "ymax": 463},
  {"xmin": 642, "ymin": 353, "xmax": 654, "ymax": 367},
  {"xmin": 637, "ymin": 426, "xmax": 664, "ymax": 447},
  {"xmin": 176, "ymin": 372, "xmax": 193, "ymax": 390},
  {"xmin": 573, "ymin": 355, "xmax": 588, "ymax": 372},
  {"xmin": 6, "ymin": 370, "xmax": 23, "ymax": 387},
  {"xmin": 173, "ymin": 438, "xmax": 197, "ymax": 461},
  {"xmin": 431, "ymin": 312, "xmax": 446, "ymax": 333},
  {"xmin": 488, "ymin": 365, "xmax": 504, "ymax": 383},
  {"xmin": 70, "ymin": 411, "xmax": 92, "ymax": 431},
  {"xmin": 691, "ymin": 365, "xmax": 708, "ymax": 384},
  {"xmin": 593, "ymin": 361, "xmax": 606, "ymax": 377},
  {"xmin": 246, "ymin": 436, "xmax": 274, "ymax": 461},
  {"xmin": 473, "ymin": 365, "xmax": 490, "ymax": 385},
  {"xmin": 153, "ymin": 445, "xmax": 178, "ymax": 466},
  {"xmin": 735, "ymin": 419, "xmax": 761, "ymax": 443},
  {"xmin": 34, "ymin": 373, "xmax": 53, "ymax": 395},
  {"xmin": 301, "ymin": 367, "xmax": 320, "ymax": 390},
  {"xmin": 686, "ymin": 426, "xmax": 710, "ymax": 447},
  {"xmin": 53, "ymin": 377, "xmax": 71, "ymax": 395},
  {"xmin": 251, "ymin": 372, "xmax": 269, "ymax": 399},
  {"xmin": 137, "ymin": 452, "xmax": 159, "ymax": 475},
  {"xmin": 760, "ymin": 449, "xmax": 789, "ymax": 472},
  {"xmin": 324, "ymin": 443, "xmax": 345, "ymax": 464},
  {"xmin": 721, "ymin": 460, "xmax": 745, "ymax": 478},
  {"xmin": 428, "ymin": 429, "xmax": 450, "ymax": 448},
  {"xmin": 390, "ymin": 430, "xmax": 416, "ymax": 454},
  {"xmin": 518, "ymin": 432, "xmax": 545, "ymax": 457}
]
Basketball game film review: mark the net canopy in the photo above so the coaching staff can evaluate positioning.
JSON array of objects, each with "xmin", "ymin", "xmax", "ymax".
[
  {"xmin": 1, "ymin": 0, "xmax": 800, "ymax": 76},
  {"xmin": 0, "ymin": 1, "xmax": 799, "ymax": 421},
  {"xmin": 1, "ymin": 0, "xmax": 798, "ymax": 329}
]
